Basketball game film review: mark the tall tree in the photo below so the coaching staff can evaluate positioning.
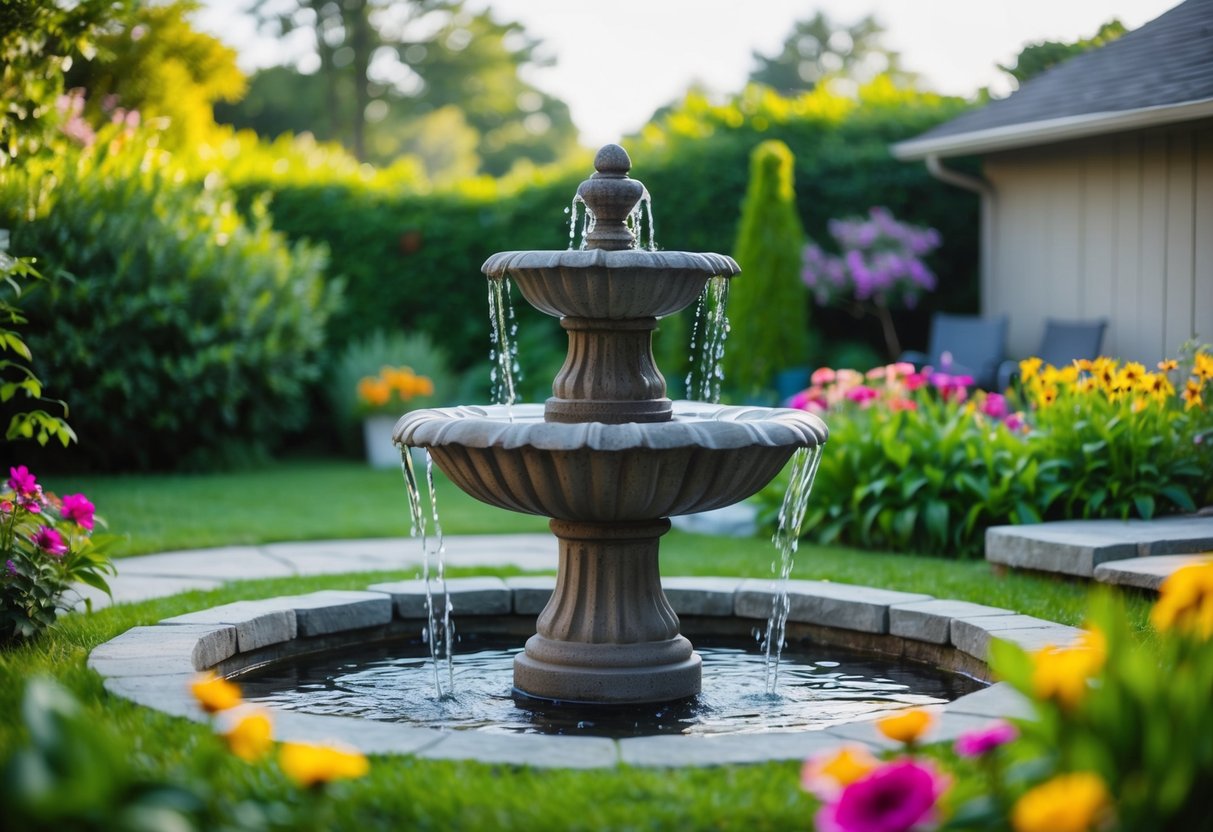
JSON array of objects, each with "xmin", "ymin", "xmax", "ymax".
[
  {"xmin": 243, "ymin": 0, "xmax": 577, "ymax": 170},
  {"xmin": 749, "ymin": 12, "xmax": 910, "ymax": 96},
  {"xmin": 1000, "ymin": 20, "xmax": 1127, "ymax": 86}
]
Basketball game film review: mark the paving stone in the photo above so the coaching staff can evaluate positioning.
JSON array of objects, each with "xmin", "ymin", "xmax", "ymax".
[
  {"xmin": 277, "ymin": 591, "xmax": 393, "ymax": 636},
  {"xmin": 1094, "ymin": 554, "xmax": 1212, "ymax": 591},
  {"xmin": 986, "ymin": 516, "xmax": 1213, "ymax": 577},
  {"xmin": 505, "ymin": 576, "xmax": 556, "ymax": 614},
  {"xmin": 661, "ymin": 577, "xmax": 742, "ymax": 616},
  {"xmin": 367, "ymin": 577, "xmax": 511, "ymax": 618},
  {"xmin": 889, "ymin": 600, "xmax": 1016, "ymax": 644},
  {"xmin": 736, "ymin": 580, "xmax": 932, "ymax": 633},
  {"xmin": 103, "ymin": 674, "xmax": 207, "ymax": 721},
  {"xmin": 989, "ymin": 626, "xmax": 1087, "ymax": 657},
  {"xmin": 269, "ymin": 711, "xmax": 444, "ymax": 756},
  {"xmin": 88, "ymin": 624, "xmax": 236, "ymax": 676},
  {"xmin": 263, "ymin": 534, "xmax": 557, "ymax": 575},
  {"xmin": 417, "ymin": 730, "xmax": 619, "ymax": 768},
  {"xmin": 116, "ymin": 547, "xmax": 293, "ymax": 579},
  {"xmin": 945, "ymin": 682, "xmax": 1035, "ymax": 721},
  {"xmin": 618, "ymin": 731, "xmax": 843, "ymax": 767},
  {"xmin": 952, "ymin": 615, "xmax": 1083, "ymax": 661},
  {"xmin": 161, "ymin": 599, "xmax": 298, "ymax": 652},
  {"xmin": 68, "ymin": 575, "xmax": 225, "ymax": 611}
]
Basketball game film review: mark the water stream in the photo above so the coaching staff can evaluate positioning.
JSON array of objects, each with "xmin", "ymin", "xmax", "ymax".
[
  {"xmin": 684, "ymin": 275, "xmax": 732, "ymax": 403},
  {"xmin": 400, "ymin": 447, "xmax": 453, "ymax": 697},
  {"xmin": 762, "ymin": 445, "xmax": 825, "ymax": 694},
  {"xmin": 487, "ymin": 276, "xmax": 521, "ymax": 415}
]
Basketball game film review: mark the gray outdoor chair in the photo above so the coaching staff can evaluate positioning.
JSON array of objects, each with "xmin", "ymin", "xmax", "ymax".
[
  {"xmin": 899, "ymin": 313, "xmax": 1008, "ymax": 390},
  {"xmin": 996, "ymin": 318, "xmax": 1107, "ymax": 390}
]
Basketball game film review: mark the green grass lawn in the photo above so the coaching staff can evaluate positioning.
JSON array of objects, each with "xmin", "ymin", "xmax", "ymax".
[{"xmin": 4, "ymin": 457, "xmax": 1152, "ymax": 829}]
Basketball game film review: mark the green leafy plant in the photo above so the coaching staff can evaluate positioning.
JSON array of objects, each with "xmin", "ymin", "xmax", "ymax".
[
  {"xmin": 1, "ymin": 465, "xmax": 114, "ymax": 643},
  {"xmin": 0, "ymin": 238, "xmax": 74, "ymax": 447},
  {"xmin": 0, "ymin": 123, "xmax": 339, "ymax": 471}
]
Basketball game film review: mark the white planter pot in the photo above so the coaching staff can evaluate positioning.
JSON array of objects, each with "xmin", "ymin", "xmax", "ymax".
[{"xmin": 362, "ymin": 414, "xmax": 428, "ymax": 470}]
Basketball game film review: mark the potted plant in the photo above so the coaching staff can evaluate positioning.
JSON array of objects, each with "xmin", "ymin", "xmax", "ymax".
[{"xmin": 356, "ymin": 365, "xmax": 437, "ymax": 468}]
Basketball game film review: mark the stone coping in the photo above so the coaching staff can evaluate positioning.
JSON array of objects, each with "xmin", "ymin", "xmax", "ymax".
[{"xmin": 91, "ymin": 576, "xmax": 1067, "ymax": 768}]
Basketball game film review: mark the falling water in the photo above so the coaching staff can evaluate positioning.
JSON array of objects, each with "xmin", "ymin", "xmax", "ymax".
[
  {"xmin": 628, "ymin": 187, "xmax": 657, "ymax": 251},
  {"xmin": 400, "ymin": 447, "xmax": 453, "ymax": 696},
  {"xmin": 762, "ymin": 445, "xmax": 824, "ymax": 694},
  {"xmin": 487, "ymin": 276, "xmax": 521, "ymax": 415},
  {"xmin": 684, "ymin": 275, "xmax": 731, "ymax": 403},
  {"xmin": 566, "ymin": 194, "xmax": 588, "ymax": 250}
]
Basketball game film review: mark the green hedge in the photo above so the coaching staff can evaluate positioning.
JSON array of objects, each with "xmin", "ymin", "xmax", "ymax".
[{"xmin": 2, "ymin": 129, "xmax": 338, "ymax": 471}]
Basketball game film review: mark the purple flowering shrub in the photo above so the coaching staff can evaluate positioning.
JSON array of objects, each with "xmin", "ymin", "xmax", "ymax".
[
  {"xmin": 802, "ymin": 207, "xmax": 941, "ymax": 358},
  {"xmin": 1, "ymin": 465, "xmax": 115, "ymax": 642}
]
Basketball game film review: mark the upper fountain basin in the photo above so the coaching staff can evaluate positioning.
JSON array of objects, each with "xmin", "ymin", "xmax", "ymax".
[
  {"xmin": 482, "ymin": 249, "xmax": 739, "ymax": 320},
  {"xmin": 394, "ymin": 402, "xmax": 826, "ymax": 522}
]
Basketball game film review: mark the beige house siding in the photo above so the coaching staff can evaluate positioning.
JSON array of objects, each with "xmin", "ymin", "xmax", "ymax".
[{"xmin": 981, "ymin": 119, "xmax": 1213, "ymax": 365}]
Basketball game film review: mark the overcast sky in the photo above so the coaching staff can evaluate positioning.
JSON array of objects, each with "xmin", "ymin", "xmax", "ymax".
[{"xmin": 194, "ymin": 0, "xmax": 1180, "ymax": 146}]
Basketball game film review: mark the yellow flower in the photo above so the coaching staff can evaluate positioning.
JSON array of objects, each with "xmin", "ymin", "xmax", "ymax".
[
  {"xmin": 191, "ymin": 672, "xmax": 242, "ymax": 713},
  {"xmin": 224, "ymin": 710, "xmax": 274, "ymax": 762},
  {"xmin": 1011, "ymin": 771, "xmax": 1111, "ymax": 832},
  {"xmin": 1019, "ymin": 357, "xmax": 1043, "ymax": 382},
  {"xmin": 1039, "ymin": 384, "xmax": 1059, "ymax": 407},
  {"xmin": 279, "ymin": 742, "xmax": 370, "ymax": 788},
  {"xmin": 1157, "ymin": 358, "xmax": 1179, "ymax": 373},
  {"xmin": 876, "ymin": 708, "xmax": 934, "ymax": 744},
  {"xmin": 1183, "ymin": 379, "xmax": 1204, "ymax": 411},
  {"xmin": 1194, "ymin": 351, "xmax": 1213, "ymax": 382},
  {"xmin": 1030, "ymin": 629, "xmax": 1106, "ymax": 710},
  {"xmin": 1120, "ymin": 361, "xmax": 1146, "ymax": 387},
  {"xmin": 1141, "ymin": 372, "xmax": 1173, "ymax": 404},
  {"xmin": 1150, "ymin": 559, "xmax": 1213, "ymax": 639},
  {"xmin": 1074, "ymin": 358, "xmax": 1094, "ymax": 373}
]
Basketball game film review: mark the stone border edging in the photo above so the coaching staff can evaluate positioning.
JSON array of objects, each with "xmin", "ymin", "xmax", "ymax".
[{"xmin": 91, "ymin": 576, "xmax": 1072, "ymax": 768}]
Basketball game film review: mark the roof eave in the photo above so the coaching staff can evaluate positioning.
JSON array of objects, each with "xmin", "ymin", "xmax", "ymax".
[{"xmin": 892, "ymin": 96, "xmax": 1213, "ymax": 160}]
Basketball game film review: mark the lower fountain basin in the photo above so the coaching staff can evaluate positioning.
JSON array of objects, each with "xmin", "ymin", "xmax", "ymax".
[{"xmin": 394, "ymin": 402, "xmax": 827, "ymax": 522}]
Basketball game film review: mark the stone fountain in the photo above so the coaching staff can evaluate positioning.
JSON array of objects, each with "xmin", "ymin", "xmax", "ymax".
[{"xmin": 395, "ymin": 144, "xmax": 827, "ymax": 704}]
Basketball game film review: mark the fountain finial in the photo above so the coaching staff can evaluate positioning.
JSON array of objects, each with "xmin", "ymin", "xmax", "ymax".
[{"xmin": 577, "ymin": 144, "xmax": 644, "ymax": 251}]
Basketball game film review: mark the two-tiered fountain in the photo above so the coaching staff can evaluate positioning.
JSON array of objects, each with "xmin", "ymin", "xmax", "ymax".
[{"xmin": 395, "ymin": 145, "xmax": 827, "ymax": 704}]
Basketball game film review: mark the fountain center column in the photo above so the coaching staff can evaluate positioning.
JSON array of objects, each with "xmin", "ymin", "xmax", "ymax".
[
  {"xmin": 513, "ymin": 519, "xmax": 702, "ymax": 703},
  {"xmin": 546, "ymin": 317, "xmax": 670, "ymax": 424}
]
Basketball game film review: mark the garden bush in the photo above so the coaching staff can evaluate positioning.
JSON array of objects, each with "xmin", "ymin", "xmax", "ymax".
[
  {"xmin": 763, "ymin": 348, "xmax": 1213, "ymax": 557},
  {"xmin": 0, "ymin": 124, "xmax": 339, "ymax": 471}
]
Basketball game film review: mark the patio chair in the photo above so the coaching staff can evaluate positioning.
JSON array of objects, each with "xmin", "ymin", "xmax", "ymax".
[
  {"xmin": 899, "ymin": 313, "xmax": 1008, "ymax": 390},
  {"xmin": 996, "ymin": 318, "xmax": 1107, "ymax": 389}
]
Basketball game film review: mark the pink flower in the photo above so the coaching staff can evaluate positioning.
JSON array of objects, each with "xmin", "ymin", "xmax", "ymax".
[
  {"xmin": 8, "ymin": 465, "xmax": 37, "ymax": 496},
  {"xmin": 979, "ymin": 393, "xmax": 1009, "ymax": 420},
  {"xmin": 903, "ymin": 373, "xmax": 927, "ymax": 392},
  {"xmin": 812, "ymin": 367, "xmax": 838, "ymax": 386},
  {"xmin": 816, "ymin": 759, "xmax": 949, "ymax": 832},
  {"xmin": 60, "ymin": 494, "xmax": 95, "ymax": 530},
  {"xmin": 891, "ymin": 362, "xmax": 916, "ymax": 378},
  {"xmin": 1005, "ymin": 413, "xmax": 1027, "ymax": 433},
  {"xmin": 887, "ymin": 397, "xmax": 918, "ymax": 412},
  {"xmin": 845, "ymin": 385, "xmax": 879, "ymax": 406},
  {"xmin": 31, "ymin": 526, "xmax": 68, "ymax": 557},
  {"xmin": 1, "ymin": 500, "xmax": 11, "ymax": 514},
  {"xmin": 953, "ymin": 721, "xmax": 1018, "ymax": 757}
]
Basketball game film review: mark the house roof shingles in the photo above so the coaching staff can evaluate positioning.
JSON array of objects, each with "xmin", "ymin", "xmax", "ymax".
[{"xmin": 895, "ymin": 0, "xmax": 1213, "ymax": 158}]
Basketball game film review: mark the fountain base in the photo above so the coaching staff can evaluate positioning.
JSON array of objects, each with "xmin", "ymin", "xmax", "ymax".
[
  {"xmin": 514, "ymin": 635, "xmax": 701, "ymax": 704},
  {"xmin": 512, "ymin": 518, "xmax": 703, "ymax": 704}
]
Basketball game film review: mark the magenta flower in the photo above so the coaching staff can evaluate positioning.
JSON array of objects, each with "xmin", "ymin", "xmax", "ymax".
[
  {"xmin": 31, "ymin": 526, "xmax": 68, "ymax": 557},
  {"xmin": 980, "ymin": 393, "xmax": 1009, "ymax": 420},
  {"xmin": 60, "ymin": 493, "xmax": 96, "ymax": 530},
  {"xmin": 8, "ymin": 465, "xmax": 37, "ymax": 496},
  {"xmin": 815, "ymin": 759, "xmax": 949, "ymax": 832},
  {"xmin": 5, "ymin": 559, "xmax": 16, "ymax": 577},
  {"xmin": 845, "ymin": 385, "xmax": 879, "ymax": 407},
  {"xmin": 953, "ymin": 721, "xmax": 1018, "ymax": 757}
]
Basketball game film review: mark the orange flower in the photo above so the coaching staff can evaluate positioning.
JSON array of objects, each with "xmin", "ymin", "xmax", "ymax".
[
  {"xmin": 279, "ymin": 742, "xmax": 370, "ymax": 788},
  {"xmin": 1157, "ymin": 358, "xmax": 1179, "ymax": 373},
  {"xmin": 801, "ymin": 745, "xmax": 879, "ymax": 798},
  {"xmin": 357, "ymin": 376, "xmax": 392, "ymax": 407},
  {"xmin": 1011, "ymin": 771, "xmax": 1111, "ymax": 832},
  {"xmin": 876, "ymin": 708, "xmax": 934, "ymax": 744},
  {"xmin": 1150, "ymin": 559, "xmax": 1213, "ymax": 639},
  {"xmin": 191, "ymin": 672, "xmax": 242, "ymax": 713},
  {"xmin": 224, "ymin": 710, "xmax": 274, "ymax": 761}
]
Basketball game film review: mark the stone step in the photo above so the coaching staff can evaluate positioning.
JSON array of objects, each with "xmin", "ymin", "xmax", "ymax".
[
  {"xmin": 1093, "ymin": 553, "xmax": 1212, "ymax": 592},
  {"xmin": 985, "ymin": 515, "xmax": 1213, "ymax": 578}
]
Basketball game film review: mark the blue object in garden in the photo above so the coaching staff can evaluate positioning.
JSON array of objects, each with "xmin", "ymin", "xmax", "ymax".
[
  {"xmin": 900, "ymin": 313, "xmax": 1008, "ymax": 390},
  {"xmin": 996, "ymin": 318, "xmax": 1107, "ymax": 389}
]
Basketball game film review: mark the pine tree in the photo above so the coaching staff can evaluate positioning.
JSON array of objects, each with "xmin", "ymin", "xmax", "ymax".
[{"xmin": 723, "ymin": 140, "xmax": 810, "ymax": 401}]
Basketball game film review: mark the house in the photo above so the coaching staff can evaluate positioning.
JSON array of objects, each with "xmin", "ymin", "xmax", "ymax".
[{"xmin": 893, "ymin": 0, "xmax": 1213, "ymax": 365}]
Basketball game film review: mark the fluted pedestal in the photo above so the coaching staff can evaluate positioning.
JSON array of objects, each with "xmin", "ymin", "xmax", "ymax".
[
  {"xmin": 513, "ymin": 518, "xmax": 702, "ymax": 703},
  {"xmin": 545, "ymin": 317, "xmax": 671, "ymax": 424}
]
